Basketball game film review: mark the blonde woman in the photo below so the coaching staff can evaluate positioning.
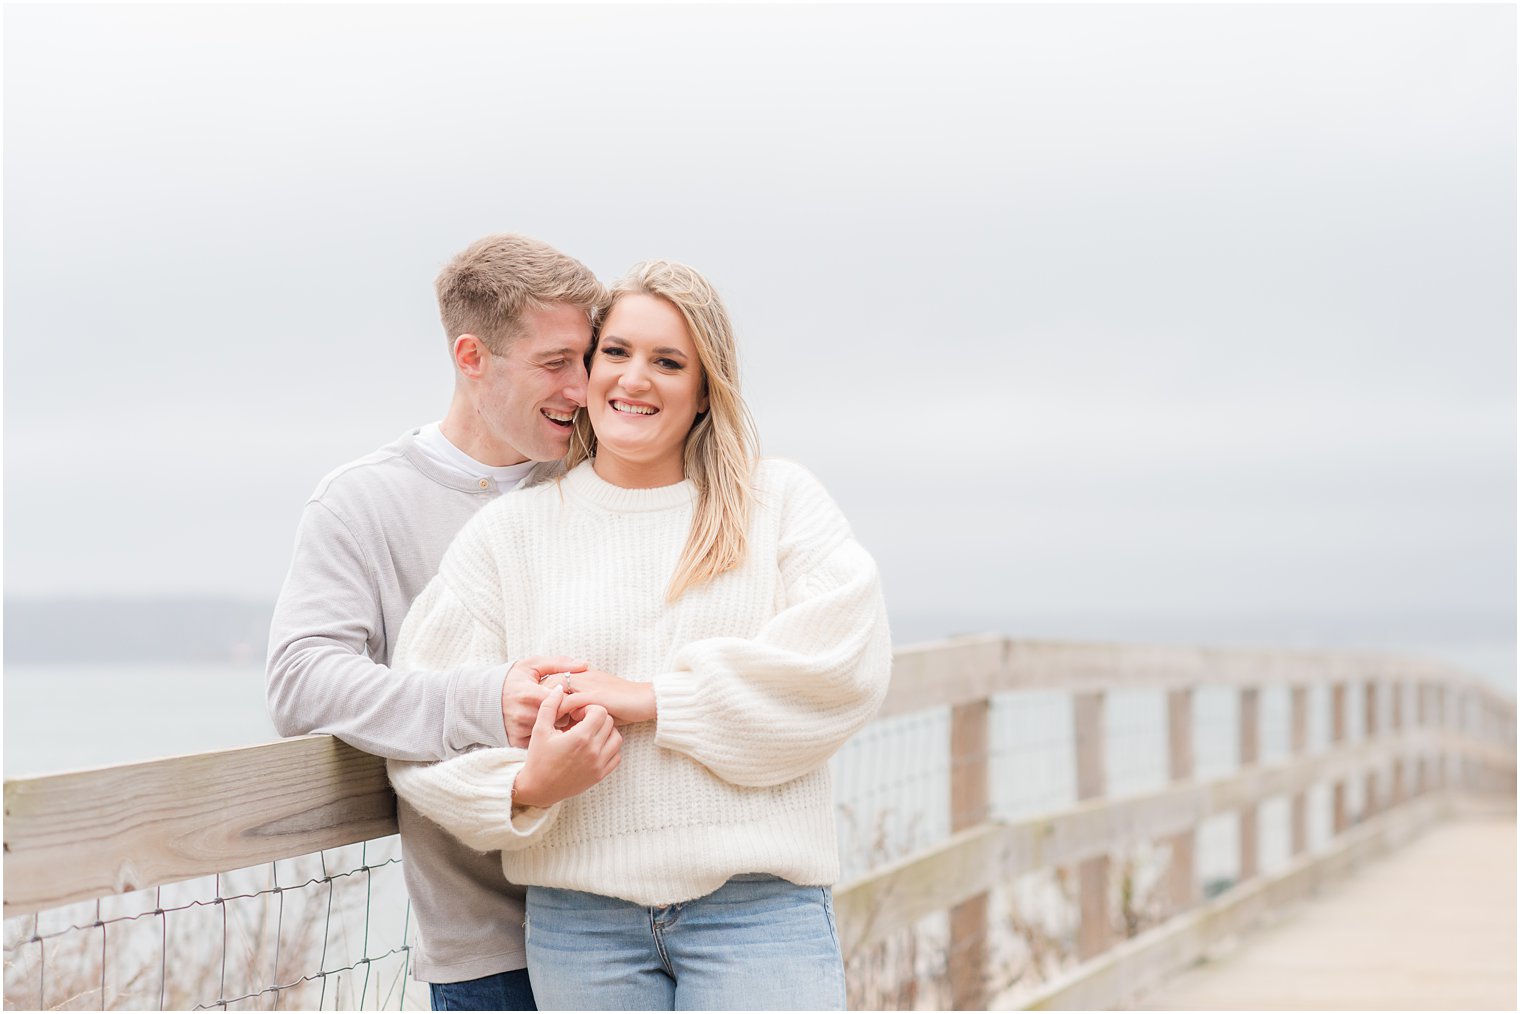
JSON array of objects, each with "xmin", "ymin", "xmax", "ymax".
[{"xmin": 387, "ymin": 261, "xmax": 890, "ymax": 1011}]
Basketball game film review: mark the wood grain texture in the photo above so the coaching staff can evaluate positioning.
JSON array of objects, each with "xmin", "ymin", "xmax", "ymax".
[
  {"xmin": 1165, "ymin": 688, "xmax": 1197, "ymax": 912},
  {"xmin": 877, "ymin": 635, "xmax": 1006, "ymax": 718},
  {"xmin": 882, "ymin": 636, "xmax": 1509, "ymax": 718},
  {"xmin": 1020, "ymin": 793, "xmax": 1453, "ymax": 1012},
  {"xmin": 1239, "ymin": 688, "xmax": 1260, "ymax": 880},
  {"xmin": 834, "ymin": 732, "xmax": 1467, "ymax": 951},
  {"xmin": 1072, "ymin": 691, "xmax": 1112, "ymax": 961},
  {"xmin": 1290, "ymin": 685, "xmax": 1309, "ymax": 856},
  {"xmin": 947, "ymin": 698, "xmax": 991, "ymax": 1011},
  {"xmin": 7, "ymin": 635, "xmax": 1512, "ymax": 930},
  {"xmin": 4, "ymin": 736, "xmax": 396, "ymax": 917}
]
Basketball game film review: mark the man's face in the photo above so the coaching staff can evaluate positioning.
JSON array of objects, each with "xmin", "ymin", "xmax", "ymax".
[{"xmin": 475, "ymin": 302, "xmax": 593, "ymax": 464}]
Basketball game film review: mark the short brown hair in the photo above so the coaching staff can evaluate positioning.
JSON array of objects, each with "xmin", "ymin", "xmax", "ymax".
[{"xmin": 435, "ymin": 234, "xmax": 605, "ymax": 353}]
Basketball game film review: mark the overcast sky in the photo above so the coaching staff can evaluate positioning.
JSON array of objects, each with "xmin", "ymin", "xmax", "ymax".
[{"xmin": 5, "ymin": 5, "xmax": 1515, "ymax": 673}]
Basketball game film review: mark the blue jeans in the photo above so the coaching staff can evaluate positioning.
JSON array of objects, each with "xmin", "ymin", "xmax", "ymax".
[
  {"xmin": 429, "ymin": 968, "xmax": 536, "ymax": 1011},
  {"xmin": 525, "ymin": 875, "xmax": 845, "ymax": 1011}
]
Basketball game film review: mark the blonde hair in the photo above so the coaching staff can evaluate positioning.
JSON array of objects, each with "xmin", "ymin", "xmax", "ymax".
[
  {"xmin": 435, "ymin": 233, "xmax": 606, "ymax": 354},
  {"xmin": 565, "ymin": 260, "xmax": 760, "ymax": 601}
]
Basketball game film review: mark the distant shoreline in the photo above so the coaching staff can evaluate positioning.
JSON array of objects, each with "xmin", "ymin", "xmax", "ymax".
[{"xmin": 5, "ymin": 595, "xmax": 1513, "ymax": 694}]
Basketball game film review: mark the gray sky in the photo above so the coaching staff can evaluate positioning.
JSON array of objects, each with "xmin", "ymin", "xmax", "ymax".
[{"xmin": 5, "ymin": 5, "xmax": 1515, "ymax": 664}]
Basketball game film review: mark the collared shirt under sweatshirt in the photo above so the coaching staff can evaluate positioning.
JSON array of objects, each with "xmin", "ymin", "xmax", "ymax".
[{"xmin": 387, "ymin": 458, "xmax": 892, "ymax": 907}]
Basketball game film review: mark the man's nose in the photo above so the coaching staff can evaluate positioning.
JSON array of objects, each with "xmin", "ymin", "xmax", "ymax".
[{"xmin": 564, "ymin": 359, "xmax": 589, "ymax": 407}]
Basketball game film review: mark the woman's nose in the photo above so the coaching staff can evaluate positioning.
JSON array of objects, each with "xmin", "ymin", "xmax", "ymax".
[{"xmin": 621, "ymin": 359, "xmax": 651, "ymax": 392}]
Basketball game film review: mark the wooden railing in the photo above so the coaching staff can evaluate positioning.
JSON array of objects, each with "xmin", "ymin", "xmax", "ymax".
[
  {"xmin": 5, "ymin": 636, "xmax": 1515, "ymax": 1009},
  {"xmin": 837, "ymin": 636, "xmax": 1516, "ymax": 1008}
]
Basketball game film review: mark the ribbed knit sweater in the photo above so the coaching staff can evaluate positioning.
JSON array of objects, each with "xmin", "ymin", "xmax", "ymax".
[{"xmin": 387, "ymin": 458, "xmax": 891, "ymax": 907}]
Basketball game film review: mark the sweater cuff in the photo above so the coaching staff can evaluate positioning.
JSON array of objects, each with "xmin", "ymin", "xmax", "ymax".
[
  {"xmin": 508, "ymin": 798, "xmax": 563, "ymax": 839},
  {"xmin": 445, "ymin": 663, "xmax": 511, "ymax": 754},
  {"xmin": 651, "ymin": 669, "xmax": 706, "ymax": 756}
]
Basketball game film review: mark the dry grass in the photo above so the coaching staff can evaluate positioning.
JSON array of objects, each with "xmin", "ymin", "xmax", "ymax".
[{"xmin": 3, "ymin": 843, "xmax": 415, "ymax": 1012}]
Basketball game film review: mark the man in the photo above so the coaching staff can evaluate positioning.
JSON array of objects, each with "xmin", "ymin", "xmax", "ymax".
[{"xmin": 267, "ymin": 234, "xmax": 619, "ymax": 1010}]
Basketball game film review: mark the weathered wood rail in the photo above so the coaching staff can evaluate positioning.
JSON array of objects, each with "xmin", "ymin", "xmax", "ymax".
[{"xmin": 5, "ymin": 636, "xmax": 1515, "ymax": 1009}]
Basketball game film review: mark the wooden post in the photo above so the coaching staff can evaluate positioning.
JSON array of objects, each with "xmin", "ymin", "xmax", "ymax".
[
  {"xmin": 1462, "ymin": 691, "xmax": 1477, "ymax": 791},
  {"xmin": 1238, "ymin": 687, "xmax": 1260, "ymax": 880},
  {"xmin": 1415, "ymin": 682, "xmax": 1430, "ymax": 795},
  {"xmin": 1435, "ymin": 686, "xmax": 1448, "ymax": 791},
  {"xmin": 1289, "ymin": 685, "xmax": 1309, "ymax": 855},
  {"xmin": 1331, "ymin": 683, "xmax": 1349, "ymax": 834},
  {"xmin": 1073, "ymin": 691, "xmax": 1112, "ymax": 960},
  {"xmin": 1363, "ymin": 682, "xmax": 1380, "ymax": 818},
  {"xmin": 948, "ymin": 698, "xmax": 990, "ymax": 1011},
  {"xmin": 1390, "ymin": 681, "xmax": 1406, "ymax": 805},
  {"xmin": 1165, "ymin": 688, "xmax": 1196, "ymax": 910}
]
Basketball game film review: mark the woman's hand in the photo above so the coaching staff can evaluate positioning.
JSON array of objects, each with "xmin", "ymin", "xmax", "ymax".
[
  {"xmin": 502, "ymin": 655, "xmax": 588, "ymax": 747},
  {"xmin": 512, "ymin": 689, "xmax": 622, "ymax": 809},
  {"xmin": 560, "ymin": 669, "xmax": 657, "ymax": 726}
]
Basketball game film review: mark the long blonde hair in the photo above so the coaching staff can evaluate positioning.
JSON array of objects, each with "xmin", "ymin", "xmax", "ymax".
[{"xmin": 565, "ymin": 261, "xmax": 760, "ymax": 601}]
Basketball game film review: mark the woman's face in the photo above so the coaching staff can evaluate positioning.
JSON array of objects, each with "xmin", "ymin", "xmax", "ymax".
[{"xmin": 587, "ymin": 293, "xmax": 709, "ymax": 488}]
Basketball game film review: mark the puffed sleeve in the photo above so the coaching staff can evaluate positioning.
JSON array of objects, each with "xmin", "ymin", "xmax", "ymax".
[
  {"xmin": 385, "ymin": 520, "xmax": 563, "ymax": 850},
  {"xmin": 651, "ymin": 462, "xmax": 892, "ymax": 787}
]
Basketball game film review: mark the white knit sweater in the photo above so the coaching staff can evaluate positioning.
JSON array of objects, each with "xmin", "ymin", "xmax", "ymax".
[{"xmin": 386, "ymin": 458, "xmax": 891, "ymax": 907}]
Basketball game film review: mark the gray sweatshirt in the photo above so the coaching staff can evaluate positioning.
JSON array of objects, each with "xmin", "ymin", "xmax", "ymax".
[{"xmin": 267, "ymin": 428, "xmax": 541, "ymax": 983}]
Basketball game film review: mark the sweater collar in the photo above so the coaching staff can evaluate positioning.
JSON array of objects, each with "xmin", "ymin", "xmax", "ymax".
[{"xmin": 562, "ymin": 460, "xmax": 697, "ymax": 513}]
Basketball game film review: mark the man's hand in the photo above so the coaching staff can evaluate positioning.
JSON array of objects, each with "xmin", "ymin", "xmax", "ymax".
[
  {"xmin": 563, "ymin": 669, "xmax": 657, "ymax": 726},
  {"xmin": 502, "ymin": 656, "xmax": 587, "ymax": 748},
  {"xmin": 512, "ymin": 689, "xmax": 622, "ymax": 808}
]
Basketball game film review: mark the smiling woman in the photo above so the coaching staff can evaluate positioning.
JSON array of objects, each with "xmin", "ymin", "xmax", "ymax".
[
  {"xmin": 587, "ymin": 294, "xmax": 710, "ymax": 489},
  {"xmin": 386, "ymin": 259, "xmax": 892, "ymax": 1011}
]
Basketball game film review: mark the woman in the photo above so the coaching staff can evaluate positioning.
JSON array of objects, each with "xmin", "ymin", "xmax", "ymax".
[{"xmin": 387, "ymin": 261, "xmax": 890, "ymax": 1011}]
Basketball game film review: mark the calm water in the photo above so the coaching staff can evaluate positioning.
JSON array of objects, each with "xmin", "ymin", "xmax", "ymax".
[
  {"xmin": 6, "ymin": 632, "xmax": 1511, "ymax": 777},
  {"xmin": 4, "ymin": 662, "xmax": 276, "ymax": 776}
]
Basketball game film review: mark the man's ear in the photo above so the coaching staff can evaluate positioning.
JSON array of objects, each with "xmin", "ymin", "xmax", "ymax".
[{"xmin": 453, "ymin": 334, "xmax": 489, "ymax": 377}]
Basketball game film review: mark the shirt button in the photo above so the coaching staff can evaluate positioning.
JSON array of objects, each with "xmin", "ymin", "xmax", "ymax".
[{"xmin": 478, "ymin": 479, "xmax": 490, "ymax": 489}]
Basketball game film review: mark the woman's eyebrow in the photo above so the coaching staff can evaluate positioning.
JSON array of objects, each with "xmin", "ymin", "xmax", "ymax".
[{"xmin": 599, "ymin": 336, "xmax": 687, "ymax": 358}]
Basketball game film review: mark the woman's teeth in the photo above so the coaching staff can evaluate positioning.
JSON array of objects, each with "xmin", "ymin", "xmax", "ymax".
[{"xmin": 612, "ymin": 401, "xmax": 657, "ymax": 415}]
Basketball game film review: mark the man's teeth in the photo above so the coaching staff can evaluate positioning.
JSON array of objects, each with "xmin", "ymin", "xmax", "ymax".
[
  {"xmin": 543, "ymin": 410, "xmax": 575, "ymax": 423},
  {"xmin": 612, "ymin": 402, "xmax": 657, "ymax": 415}
]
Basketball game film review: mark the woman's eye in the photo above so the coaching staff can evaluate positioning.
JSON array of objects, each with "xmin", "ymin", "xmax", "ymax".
[
  {"xmin": 657, "ymin": 358, "xmax": 683, "ymax": 370},
  {"xmin": 601, "ymin": 347, "xmax": 627, "ymax": 359}
]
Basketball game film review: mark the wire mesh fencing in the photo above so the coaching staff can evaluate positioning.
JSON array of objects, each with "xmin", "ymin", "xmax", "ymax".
[{"xmin": 4, "ymin": 838, "xmax": 415, "ymax": 1011}]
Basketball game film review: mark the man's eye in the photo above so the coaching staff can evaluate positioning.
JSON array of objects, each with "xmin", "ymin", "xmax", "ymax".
[{"xmin": 543, "ymin": 360, "xmax": 568, "ymax": 370}]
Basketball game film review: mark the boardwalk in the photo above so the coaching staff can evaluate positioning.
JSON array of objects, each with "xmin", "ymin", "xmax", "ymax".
[{"xmin": 1138, "ymin": 805, "xmax": 1516, "ymax": 1010}]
